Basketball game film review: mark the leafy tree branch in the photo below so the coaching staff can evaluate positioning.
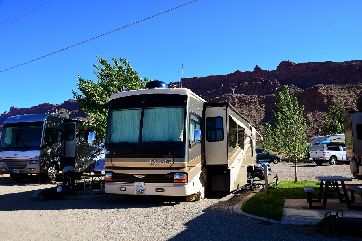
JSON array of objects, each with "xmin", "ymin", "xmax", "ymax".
[{"xmin": 72, "ymin": 56, "xmax": 148, "ymax": 139}]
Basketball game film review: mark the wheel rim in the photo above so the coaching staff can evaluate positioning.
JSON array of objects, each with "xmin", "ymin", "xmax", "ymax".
[
  {"xmin": 48, "ymin": 165, "xmax": 58, "ymax": 180},
  {"xmin": 330, "ymin": 157, "xmax": 337, "ymax": 165}
]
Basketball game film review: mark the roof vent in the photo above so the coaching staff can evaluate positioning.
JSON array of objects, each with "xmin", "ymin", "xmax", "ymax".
[{"xmin": 145, "ymin": 80, "xmax": 167, "ymax": 89}]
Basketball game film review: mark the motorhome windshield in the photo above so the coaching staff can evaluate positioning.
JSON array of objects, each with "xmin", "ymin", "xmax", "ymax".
[
  {"xmin": 1, "ymin": 122, "xmax": 43, "ymax": 149},
  {"xmin": 108, "ymin": 106, "xmax": 185, "ymax": 144}
]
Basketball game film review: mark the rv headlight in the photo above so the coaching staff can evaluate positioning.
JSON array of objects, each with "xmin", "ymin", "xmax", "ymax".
[
  {"xmin": 28, "ymin": 161, "xmax": 38, "ymax": 164},
  {"xmin": 0, "ymin": 161, "xmax": 5, "ymax": 165},
  {"xmin": 174, "ymin": 173, "xmax": 187, "ymax": 183}
]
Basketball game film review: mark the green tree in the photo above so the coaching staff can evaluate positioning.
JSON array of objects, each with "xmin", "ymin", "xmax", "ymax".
[
  {"xmin": 72, "ymin": 56, "xmax": 148, "ymax": 139},
  {"xmin": 263, "ymin": 85, "xmax": 308, "ymax": 182},
  {"xmin": 321, "ymin": 99, "xmax": 346, "ymax": 135}
]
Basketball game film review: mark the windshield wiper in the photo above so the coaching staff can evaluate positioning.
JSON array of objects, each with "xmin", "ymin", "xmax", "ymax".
[{"xmin": 18, "ymin": 137, "xmax": 30, "ymax": 150}]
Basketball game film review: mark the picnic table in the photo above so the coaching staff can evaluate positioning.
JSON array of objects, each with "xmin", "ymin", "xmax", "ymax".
[{"xmin": 315, "ymin": 176, "xmax": 352, "ymax": 209}]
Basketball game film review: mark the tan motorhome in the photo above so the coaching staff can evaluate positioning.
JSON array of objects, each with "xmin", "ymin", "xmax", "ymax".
[{"xmin": 103, "ymin": 81, "xmax": 261, "ymax": 200}]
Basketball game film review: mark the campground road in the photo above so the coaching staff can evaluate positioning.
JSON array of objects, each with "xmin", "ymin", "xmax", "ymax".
[{"xmin": 0, "ymin": 163, "xmax": 356, "ymax": 241}]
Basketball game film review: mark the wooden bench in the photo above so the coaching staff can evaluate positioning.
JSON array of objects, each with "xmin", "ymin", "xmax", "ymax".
[
  {"xmin": 303, "ymin": 186, "xmax": 322, "ymax": 209},
  {"xmin": 347, "ymin": 186, "xmax": 362, "ymax": 203},
  {"xmin": 304, "ymin": 186, "xmax": 315, "ymax": 208}
]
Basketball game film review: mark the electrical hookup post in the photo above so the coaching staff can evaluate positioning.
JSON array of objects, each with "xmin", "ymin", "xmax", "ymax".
[{"xmin": 264, "ymin": 165, "xmax": 268, "ymax": 193}]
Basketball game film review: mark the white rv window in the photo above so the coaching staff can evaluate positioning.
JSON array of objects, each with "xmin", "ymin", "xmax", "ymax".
[
  {"xmin": 206, "ymin": 117, "xmax": 224, "ymax": 142},
  {"xmin": 110, "ymin": 108, "xmax": 142, "ymax": 143},
  {"xmin": 109, "ymin": 107, "xmax": 184, "ymax": 143},
  {"xmin": 142, "ymin": 107, "xmax": 184, "ymax": 142}
]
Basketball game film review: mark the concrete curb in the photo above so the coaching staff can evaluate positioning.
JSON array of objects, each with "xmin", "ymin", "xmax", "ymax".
[{"xmin": 233, "ymin": 189, "xmax": 281, "ymax": 224}]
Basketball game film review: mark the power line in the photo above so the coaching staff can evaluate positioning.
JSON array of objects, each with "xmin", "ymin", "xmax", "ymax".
[
  {"xmin": 0, "ymin": 0, "xmax": 51, "ymax": 30},
  {"xmin": 0, "ymin": 0, "xmax": 200, "ymax": 73}
]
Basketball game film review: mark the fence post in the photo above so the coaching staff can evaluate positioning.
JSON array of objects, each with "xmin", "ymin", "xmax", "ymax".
[{"xmin": 264, "ymin": 165, "xmax": 268, "ymax": 193}]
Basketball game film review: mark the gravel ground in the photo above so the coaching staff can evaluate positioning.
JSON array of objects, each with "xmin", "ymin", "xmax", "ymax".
[
  {"xmin": 272, "ymin": 161, "xmax": 362, "ymax": 185},
  {"xmin": 0, "ymin": 163, "xmax": 360, "ymax": 241}
]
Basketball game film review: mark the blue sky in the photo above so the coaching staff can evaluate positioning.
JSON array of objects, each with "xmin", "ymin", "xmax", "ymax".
[{"xmin": 1, "ymin": 0, "xmax": 361, "ymax": 114}]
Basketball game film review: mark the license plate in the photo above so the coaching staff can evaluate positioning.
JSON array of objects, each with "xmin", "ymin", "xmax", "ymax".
[
  {"xmin": 135, "ymin": 182, "xmax": 146, "ymax": 195},
  {"xmin": 13, "ymin": 169, "xmax": 19, "ymax": 173},
  {"xmin": 135, "ymin": 188, "xmax": 146, "ymax": 195}
]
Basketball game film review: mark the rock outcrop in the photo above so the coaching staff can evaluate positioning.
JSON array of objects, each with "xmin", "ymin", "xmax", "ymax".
[
  {"xmin": 0, "ymin": 99, "xmax": 86, "ymax": 129},
  {"xmin": 170, "ymin": 60, "xmax": 362, "ymax": 139}
]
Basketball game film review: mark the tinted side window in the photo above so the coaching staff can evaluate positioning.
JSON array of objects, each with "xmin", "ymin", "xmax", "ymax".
[
  {"xmin": 77, "ymin": 129, "xmax": 90, "ymax": 143},
  {"xmin": 65, "ymin": 123, "xmax": 76, "ymax": 141},
  {"xmin": 206, "ymin": 117, "xmax": 224, "ymax": 142},
  {"xmin": 357, "ymin": 124, "xmax": 362, "ymax": 140},
  {"xmin": 327, "ymin": 146, "xmax": 339, "ymax": 151}
]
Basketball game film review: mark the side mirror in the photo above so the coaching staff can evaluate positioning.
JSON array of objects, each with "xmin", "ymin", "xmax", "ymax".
[
  {"xmin": 88, "ymin": 132, "xmax": 96, "ymax": 144},
  {"xmin": 194, "ymin": 129, "xmax": 201, "ymax": 141}
]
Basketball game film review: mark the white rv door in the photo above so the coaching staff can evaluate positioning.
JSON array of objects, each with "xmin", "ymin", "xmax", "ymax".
[
  {"xmin": 204, "ymin": 106, "xmax": 227, "ymax": 165},
  {"xmin": 65, "ymin": 122, "xmax": 76, "ymax": 158}
]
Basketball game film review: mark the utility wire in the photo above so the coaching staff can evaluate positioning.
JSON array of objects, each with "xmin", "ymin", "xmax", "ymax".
[
  {"xmin": 0, "ymin": 0, "xmax": 51, "ymax": 30},
  {"xmin": 0, "ymin": 0, "xmax": 199, "ymax": 73}
]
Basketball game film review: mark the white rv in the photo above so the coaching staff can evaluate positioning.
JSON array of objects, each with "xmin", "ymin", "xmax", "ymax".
[
  {"xmin": 0, "ymin": 114, "xmax": 101, "ymax": 181},
  {"xmin": 103, "ymin": 81, "xmax": 260, "ymax": 200}
]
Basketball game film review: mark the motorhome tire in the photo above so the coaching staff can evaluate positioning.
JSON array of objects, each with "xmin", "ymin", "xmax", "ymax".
[
  {"xmin": 329, "ymin": 157, "xmax": 337, "ymax": 165},
  {"xmin": 350, "ymin": 159, "xmax": 358, "ymax": 176}
]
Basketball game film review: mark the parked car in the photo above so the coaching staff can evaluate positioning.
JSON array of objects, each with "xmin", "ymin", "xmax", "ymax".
[{"xmin": 256, "ymin": 149, "xmax": 281, "ymax": 164}]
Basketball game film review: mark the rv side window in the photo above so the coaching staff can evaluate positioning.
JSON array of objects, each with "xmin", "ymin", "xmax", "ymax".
[
  {"xmin": 357, "ymin": 124, "xmax": 362, "ymax": 140},
  {"xmin": 78, "ymin": 129, "xmax": 90, "ymax": 143},
  {"xmin": 44, "ymin": 128, "xmax": 59, "ymax": 145},
  {"xmin": 189, "ymin": 114, "xmax": 201, "ymax": 143},
  {"xmin": 65, "ymin": 123, "xmax": 76, "ymax": 141},
  {"xmin": 206, "ymin": 117, "xmax": 224, "ymax": 142}
]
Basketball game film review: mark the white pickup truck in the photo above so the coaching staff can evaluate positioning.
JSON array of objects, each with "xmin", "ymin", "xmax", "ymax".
[{"xmin": 310, "ymin": 145, "xmax": 347, "ymax": 165}]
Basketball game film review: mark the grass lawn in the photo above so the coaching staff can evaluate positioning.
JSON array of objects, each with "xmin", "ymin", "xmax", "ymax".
[{"xmin": 241, "ymin": 181, "xmax": 320, "ymax": 221}]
